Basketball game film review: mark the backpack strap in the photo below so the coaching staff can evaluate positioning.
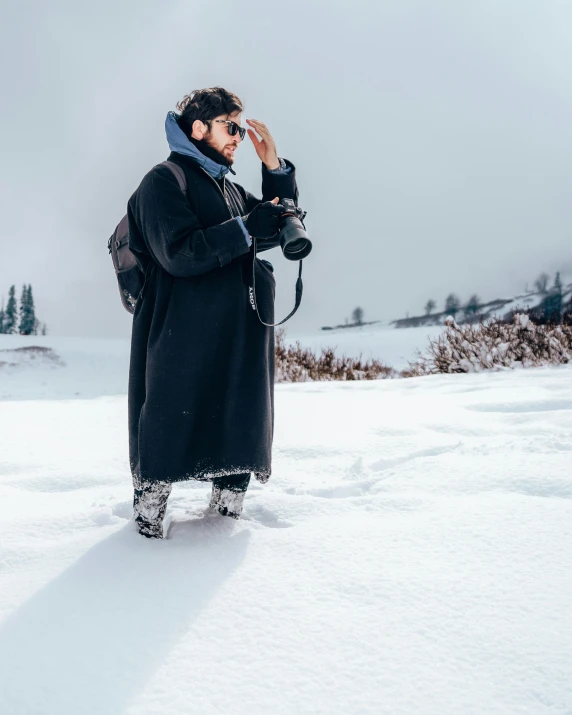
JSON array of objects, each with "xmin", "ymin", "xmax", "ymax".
[
  {"xmin": 159, "ymin": 163, "xmax": 303, "ymax": 327},
  {"xmin": 160, "ymin": 160, "xmax": 187, "ymax": 194}
]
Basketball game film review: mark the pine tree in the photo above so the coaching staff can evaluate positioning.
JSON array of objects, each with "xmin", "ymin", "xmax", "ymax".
[
  {"xmin": 0, "ymin": 299, "xmax": 5, "ymax": 334},
  {"xmin": 534, "ymin": 272, "xmax": 550, "ymax": 294},
  {"xmin": 28, "ymin": 285, "xmax": 37, "ymax": 334},
  {"xmin": 541, "ymin": 272, "xmax": 563, "ymax": 323},
  {"xmin": 352, "ymin": 307, "xmax": 364, "ymax": 325},
  {"xmin": 425, "ymin": 299, "xmax": 436, "ymax": 315},
  {"xmin": 465, "ymin": 294, "xmax": 481, "ymax": 317},
  {"xmin": 445, "ymin": 294, "xmax": 461, "ymax": 318},
  {"xmin": 26, "ymin": 285, "xmax": 34, "ymax": 334},
  {"xmin": 28, "ymin": 283, "xmax": 38, "ymax": 335},
  {"xmin": 4, "ymin": 285, "xmax": 18, "ymax": 334},
  {"xmin": 18, "ymin": 285, "xmax": 29, "ymax": 335},
  {"xmin": 17, "ymin": 284, "xmax": 37, "ymax": 335},
  {"xmin": 554, "ymin": 272, "xmax": 563, "ymax": 297},
  {"xmin": 18, "ymin": 284, "xmax": 38, "ymax": 335}
]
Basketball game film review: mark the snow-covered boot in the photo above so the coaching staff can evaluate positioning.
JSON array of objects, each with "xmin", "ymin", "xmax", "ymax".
[
  {"xmin": 209, "ymin": 485, "xmax": 247, "ymax": 519},
  {"xmin": 133, "ymin": 479, "xmax": 172, "ymax": 539},
  {"xmin": 209, "ymin": 472, "xmax": 251, "ymax": 519}
]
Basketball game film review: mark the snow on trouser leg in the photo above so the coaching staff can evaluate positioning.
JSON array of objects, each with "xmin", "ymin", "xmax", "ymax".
[
  {"xmin": 133, "ymin": 478, "xmax": 173, "ymax": 538},
  {"xmin": 210, "ymin": 472, "xmax": 251, "ymax": 519}
]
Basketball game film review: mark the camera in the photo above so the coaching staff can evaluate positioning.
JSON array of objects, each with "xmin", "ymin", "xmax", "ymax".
[{"xmin": 278, "ymin": 198, "xmax": 312, "ymax": 261}]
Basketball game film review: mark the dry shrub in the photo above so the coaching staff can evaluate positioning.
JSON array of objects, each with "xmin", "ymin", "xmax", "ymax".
[
  {"xmin": 406, "ymin": 314, "xmax": 572, "ymax": 376},
  {"xmin": 275, "ymin": 329, "xmax": 395, "ymax": 382},
  {"xmin": 0, "ymin": 346, "xmax": 64, "ymax": 369}
]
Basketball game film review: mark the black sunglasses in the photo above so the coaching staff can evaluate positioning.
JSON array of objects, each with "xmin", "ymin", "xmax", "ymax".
[{"xmin": 212, "ymin": 119, "xmax": 246, "ymax": 141}]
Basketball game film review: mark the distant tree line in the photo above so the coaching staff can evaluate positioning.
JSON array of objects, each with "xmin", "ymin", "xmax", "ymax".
[
  {"xmin": 0, "ymin": 284, "xmax": 47, "ymax": 335},
  {"xmin": 334, "ymin": 271, "xmax": 570, "ymax": 332},
  {"xmin": 422, "ymin": 292, "xmax": 483, "ymax": 319},
  {"xmin": 527, "ymin": 272, "xmax": 568, "ymax": 325},
  {"xmin": 422, "ymin": 271, "xmax": 568, "ymax": 324}
]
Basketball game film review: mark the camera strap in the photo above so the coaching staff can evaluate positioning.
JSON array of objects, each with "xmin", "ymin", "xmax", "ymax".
[{"xmin": 249, "ymin": 237, "xmax": 303, "ymax": 327}]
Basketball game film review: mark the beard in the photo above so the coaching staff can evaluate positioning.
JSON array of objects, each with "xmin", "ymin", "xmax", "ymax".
[{"xmin": 189, "ymin": 134, "xmax": 234, "ymax": 167}]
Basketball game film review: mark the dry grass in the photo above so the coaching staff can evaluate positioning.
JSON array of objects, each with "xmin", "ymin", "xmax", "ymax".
[
  {"xmin": 0, "ymin": 346, "xmax": 65, "ymax": 369},
  {"xmin": 275, "ymin": 329, "xmax": 395, "ymax": 382},
  {"xmin": 405, "ymin": 314, "xmax": 572, "ymax": 376}
]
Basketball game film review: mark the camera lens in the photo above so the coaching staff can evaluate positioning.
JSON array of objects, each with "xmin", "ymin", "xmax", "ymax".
[{"xmin": 280, "ymin": 218, "xmax": 312, "ymax": 260}]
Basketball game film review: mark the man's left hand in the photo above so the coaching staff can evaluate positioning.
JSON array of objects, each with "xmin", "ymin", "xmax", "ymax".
[{"xmin": 246, "ymin": 119, "xmax": 280, "ymax": 170}]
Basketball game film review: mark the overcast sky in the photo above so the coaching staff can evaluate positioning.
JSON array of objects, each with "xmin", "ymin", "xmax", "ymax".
[{"xmin": 2, "ymin": 0, "xmax": 572, "ymax": 337}]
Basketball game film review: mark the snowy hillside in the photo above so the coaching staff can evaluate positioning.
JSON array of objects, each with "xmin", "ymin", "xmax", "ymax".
[
  {"xmin": 1, "ymin": 336, "xmax": 572, "ymax": 713},
  {"xmin": 0, "ymin": 335, "xmax": 130, "ymax": 400},
  {"xmin": 391, "ymin": 284, "xmax": 572, "ymax": 329}
]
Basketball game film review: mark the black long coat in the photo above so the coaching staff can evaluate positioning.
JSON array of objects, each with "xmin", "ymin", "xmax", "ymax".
[{"xmin": 126, "ymin": 152, "xmax": 299, "ymax": 484}]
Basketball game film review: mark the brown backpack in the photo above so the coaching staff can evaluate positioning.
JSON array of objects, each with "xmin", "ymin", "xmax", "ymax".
[{"xmin": 107, "ymin": 161, "xmax": 187, "ymax": 313}]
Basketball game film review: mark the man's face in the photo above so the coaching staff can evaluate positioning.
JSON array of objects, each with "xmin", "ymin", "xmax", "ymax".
[{"xmin": 195, "ymin": 112, "xmax": 243, "ymax": 165}]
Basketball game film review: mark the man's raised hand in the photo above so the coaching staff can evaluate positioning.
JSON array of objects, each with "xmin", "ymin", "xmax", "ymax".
[{"xmin": 246, "ymin": 119, "xmax": 280, "ymax": 170}]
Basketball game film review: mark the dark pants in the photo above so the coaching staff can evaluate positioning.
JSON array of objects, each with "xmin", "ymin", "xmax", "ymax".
[{"xmin": 212, "ymin": 472, "xmax": 251, "ymax": 492}]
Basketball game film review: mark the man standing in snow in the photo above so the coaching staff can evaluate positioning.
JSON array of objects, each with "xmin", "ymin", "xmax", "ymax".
[{"xmin": 127, "ymin": 87, "xmax": 300, "ymax": 538}]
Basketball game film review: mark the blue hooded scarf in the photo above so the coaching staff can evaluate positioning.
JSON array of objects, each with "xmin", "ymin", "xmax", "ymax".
[{"xmin": 165, "ymin": 111, "xmax": 232, "ymax": 180}]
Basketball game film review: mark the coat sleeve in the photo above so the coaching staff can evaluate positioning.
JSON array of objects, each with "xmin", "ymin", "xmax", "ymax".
[
  {"xmin": 235, "ymin": 159, "xmax": 300, "ymax": 253},
  {"xmin": 129, "ymin": 164, "xmax": 251, "ymax": 278},
  {"xmin": 239, "ymin": 159, "xmax": 299, "ymax": 212}
]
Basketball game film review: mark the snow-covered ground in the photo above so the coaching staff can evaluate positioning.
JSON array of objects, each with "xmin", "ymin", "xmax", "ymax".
[
  {"xmin": 1, "ymin": 335, "xmax": 572, "ymax": 714},
  {"xmin": 0, "ymin": 335, "xmax": 130, "ymax": 400}
]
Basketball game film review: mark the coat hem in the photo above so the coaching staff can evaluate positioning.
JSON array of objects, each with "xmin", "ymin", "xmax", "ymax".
[{"xmin": 132, "ymin": 463, "xmax": 271, "ymax": 488}]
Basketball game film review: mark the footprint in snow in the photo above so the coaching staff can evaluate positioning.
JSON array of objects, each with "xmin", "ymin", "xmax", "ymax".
[
  {"xmin": 283, "ymin": 479, "xmax": 375, "ymax": 499},
  {"xmin": 241, "ymin": 503, "xmax": 293, "ymax": 528},
  {"xmin": 467, "ymin": 399, "xmax": 572, "ymax": 414},
  {"xmin": 112, "ymin": 501, "xmax": 133, "ymax": 520},
  {"xmin": 369, "ymin": 443, "xmax": 461, "ymax": 472}
]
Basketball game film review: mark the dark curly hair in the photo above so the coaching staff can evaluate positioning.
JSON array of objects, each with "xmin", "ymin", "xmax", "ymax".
[{"xmin": 176, "ymin": 87, "xmax": 244, "ymax": 140}]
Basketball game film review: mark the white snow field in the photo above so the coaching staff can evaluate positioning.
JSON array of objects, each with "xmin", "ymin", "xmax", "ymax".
[{"xmin": 1, "ymin": 335, "xmax": 572, "ymax": 714}]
